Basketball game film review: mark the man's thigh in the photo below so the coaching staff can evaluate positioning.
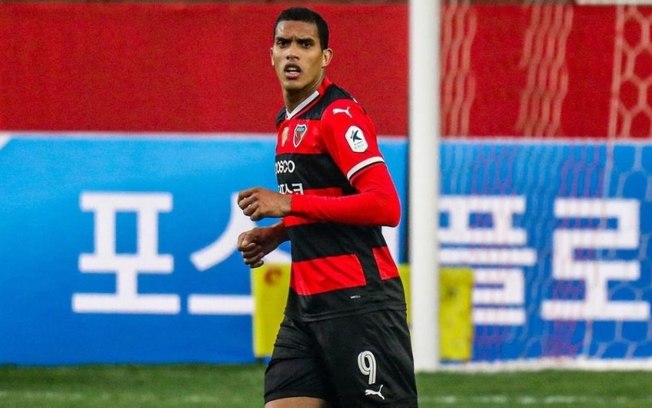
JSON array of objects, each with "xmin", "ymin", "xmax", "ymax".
[
  {"xmin": 264, "ymin": 317, "xmax": 336, "ymax": 405},
  {"xmin": 311, "ymin": 310, "xmax": 418, "ymax": 407}
]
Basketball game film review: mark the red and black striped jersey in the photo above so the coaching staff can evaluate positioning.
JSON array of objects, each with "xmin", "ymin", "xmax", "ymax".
[{"xmin": 275, "ymin": 77, "xmax": 407, "ymax": 321}]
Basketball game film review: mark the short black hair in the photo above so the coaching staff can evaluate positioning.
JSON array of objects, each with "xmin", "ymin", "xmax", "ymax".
[{"xmin": 274, "ymin": 7, "xmax": 329, "ymax": 50}]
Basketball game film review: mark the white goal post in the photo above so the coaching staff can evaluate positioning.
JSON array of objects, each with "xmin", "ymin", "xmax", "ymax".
[{"xmin": 408, "ymin": 0, "xmax": 441, "ymax": 372}]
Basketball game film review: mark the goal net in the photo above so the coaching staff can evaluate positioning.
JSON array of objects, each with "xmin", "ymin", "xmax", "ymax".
[{"xmin": 435, "ymin": 0, "xmax": 652, "ymax": 370}]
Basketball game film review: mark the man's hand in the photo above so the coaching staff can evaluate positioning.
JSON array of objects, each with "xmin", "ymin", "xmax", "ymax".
[
  {"xmin": 236, "ymin": 223, "xmax": 288, "ymax": 268},
  {"xmin": 237, "ymin": 187, "xmax": 291, "ymax": 221}
]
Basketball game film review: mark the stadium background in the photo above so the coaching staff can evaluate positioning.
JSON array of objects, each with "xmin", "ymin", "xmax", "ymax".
[{"xmin": 1, "ymin": 0, "xmax": 652, "ymax": 370}]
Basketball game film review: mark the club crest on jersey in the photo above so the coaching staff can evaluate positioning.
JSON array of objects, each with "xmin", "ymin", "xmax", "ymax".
[
  {"xmin": 345, "ymin": 126, "xmax": 368, "ymax": 152},
  {"xmin": 293, "ymin": 124, "xmax": 307, "ymax": 147}
]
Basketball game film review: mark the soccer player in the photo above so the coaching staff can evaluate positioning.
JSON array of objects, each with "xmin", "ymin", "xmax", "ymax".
[{"xmin": 236, "ymin": 7, "xmax": 418, "ymax": 408}]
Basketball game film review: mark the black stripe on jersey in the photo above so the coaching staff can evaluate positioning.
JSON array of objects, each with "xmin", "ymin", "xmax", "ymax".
[
  {"xmin": 287, "ymin": 222, "xmax": 387, "ymax": 307},
  {"xmin": 288, "ymin": 223, "xmax": 386, "ymax": 261},
  {"xmin": 284, "ymin": 278, "xmax": 407, "ymax": 321},
  {"xmin": 276, "ymin": 153, "xmax": 356, "ymax": 192},
  {"xmin": 275, "ymin": 84, "xmax": 356, "ymax": 128}
]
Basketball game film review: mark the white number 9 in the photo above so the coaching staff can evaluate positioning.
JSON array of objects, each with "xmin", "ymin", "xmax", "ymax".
[{"xmin": 357, "ymin": 350, "xmax": 377, "ymax": 385}]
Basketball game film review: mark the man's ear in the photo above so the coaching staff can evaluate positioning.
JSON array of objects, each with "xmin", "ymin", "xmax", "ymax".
[{"xmin": 322, "ymin": 48, "xmax": 333, "ymax": 68}]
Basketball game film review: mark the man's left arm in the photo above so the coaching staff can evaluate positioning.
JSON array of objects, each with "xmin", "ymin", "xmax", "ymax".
[
  {"xmin": 289, "ymin": 100, "xmax": 400, "ymax": 226},
  {"xmin": 290, "ymin": 163, "xmax": 400, "ymax": 226}
]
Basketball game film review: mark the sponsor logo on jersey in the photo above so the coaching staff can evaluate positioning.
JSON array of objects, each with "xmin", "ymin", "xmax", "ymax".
[
  {"xmin": 365, "ymin": 384, "xmax": 385, "ymax": 400},
  {"xmin": 293, "ymin": 124, "xmax": 307, "ymax": 147},
  {"xmin": 345, "ymin": 126, "xmax": 368, "ymax": 152},
  {"xmin": 332, "ymin": 106, "xmax": 352, "ymax": 118},
  {"xmin": 275, "ymin": 159, "xmax": 295, "ymax": 174},
  {"xmin": 278, "ymin": 183, "xmax": 303, "ymax": 194}
]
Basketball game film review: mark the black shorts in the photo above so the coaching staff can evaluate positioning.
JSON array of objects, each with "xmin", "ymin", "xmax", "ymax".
[{"xmin": 264, "ymin": 309, "xmax": 418, "ymax": 407}]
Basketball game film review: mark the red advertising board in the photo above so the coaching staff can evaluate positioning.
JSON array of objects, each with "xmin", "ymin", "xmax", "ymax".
[{"xmin": 1, "ymin": 3, "xmax": 650, "ymax": 138}]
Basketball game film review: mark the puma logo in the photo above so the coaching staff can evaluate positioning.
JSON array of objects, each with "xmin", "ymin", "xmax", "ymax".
[
  {"xmin": 364, "ymin": 384, "xmax": 385, "ymax": 400},
  {"xmin": 332, "ymin": 106, "xmax": 352, "ymax": 118}
]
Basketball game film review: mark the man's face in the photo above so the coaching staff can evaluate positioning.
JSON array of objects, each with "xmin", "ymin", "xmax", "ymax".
[{"xmin": 270, "ymin": 20, "xmax": 332, "ymax": 97}]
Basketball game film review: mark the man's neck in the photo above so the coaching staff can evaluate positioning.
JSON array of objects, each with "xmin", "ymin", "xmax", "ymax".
[
  {"xmin": 283, "ymin": 75, "xmax": 325, "ymax": 112},
  {"xmin": 285, "ymin": 88, "xmax": 320, "ymax": 120}
]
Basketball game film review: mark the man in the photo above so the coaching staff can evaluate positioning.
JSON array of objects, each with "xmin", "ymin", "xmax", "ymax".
[{"xmin": 237, "ymin": 7, "xmax": 418, "ymax": 407}]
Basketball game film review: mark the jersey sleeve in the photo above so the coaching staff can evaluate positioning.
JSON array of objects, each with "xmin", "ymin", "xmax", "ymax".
[
  {"xmin": 290, "ymin": 163, "xmax": 401, "ymax": 226},
  {"xmin": 319, "ymin": 99, "xmax": 385, "ymax": 180}
]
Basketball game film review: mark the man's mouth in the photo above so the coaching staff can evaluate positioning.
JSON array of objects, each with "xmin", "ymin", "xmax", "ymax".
[{"xmin": 284, "ymin": 64, "xmax": 301, "ymax": 79}]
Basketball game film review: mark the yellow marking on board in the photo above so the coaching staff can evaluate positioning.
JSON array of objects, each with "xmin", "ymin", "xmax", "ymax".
[
  {"xmin": 252, "ymin": 264, "xmax": 290, "ymax": 358},
  {"xmin": 253, "ymin": 263, "xmax": 473, "ymax": 361}
]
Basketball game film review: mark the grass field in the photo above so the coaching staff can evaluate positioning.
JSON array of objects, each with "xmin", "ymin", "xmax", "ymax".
[{"xmin": 1, "ymin": 364, "xmax": 652, "ymax": 407}]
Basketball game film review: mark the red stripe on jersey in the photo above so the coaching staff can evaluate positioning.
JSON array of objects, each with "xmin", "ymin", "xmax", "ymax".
[
  {"xmin": 291, "ymin": 254, "xmax": 366, "ymax": 295},
  {"xmin": 373, "ymin": 246, "xmax": 400, "ymax": 280}
]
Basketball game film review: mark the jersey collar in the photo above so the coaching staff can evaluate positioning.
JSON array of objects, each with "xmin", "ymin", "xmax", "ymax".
[{"xmin": 285, "ymin": 77, "xmax": 333, "ymax": 120}]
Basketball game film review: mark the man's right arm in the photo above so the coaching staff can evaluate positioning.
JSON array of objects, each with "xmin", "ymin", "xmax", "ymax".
[{"xmin": 237, "ymin": 221, "xmax": 288, "ymax": 268}]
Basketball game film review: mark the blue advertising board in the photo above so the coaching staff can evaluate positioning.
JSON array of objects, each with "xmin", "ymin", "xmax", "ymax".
[
  {"xmin": 0, "ymin": 134, "xmax": 407, "ymax": 365},
  {"xmin": 439, "ymin": 141, "xmax": 652, "ymax": 363},
  {"xmin": 1, "ymin": 134, "xmax": 651, "ymax": 365}
]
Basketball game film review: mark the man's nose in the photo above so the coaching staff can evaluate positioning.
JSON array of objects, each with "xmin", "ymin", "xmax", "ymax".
[{"xmin": 285, "ymin": 43, "xmax": 299, "ymax": 59}]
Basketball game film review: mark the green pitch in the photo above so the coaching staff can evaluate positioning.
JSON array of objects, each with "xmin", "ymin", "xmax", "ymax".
[{"xmin": 1, "ymin": 364, "xmax": 651, "ymax": 407}]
